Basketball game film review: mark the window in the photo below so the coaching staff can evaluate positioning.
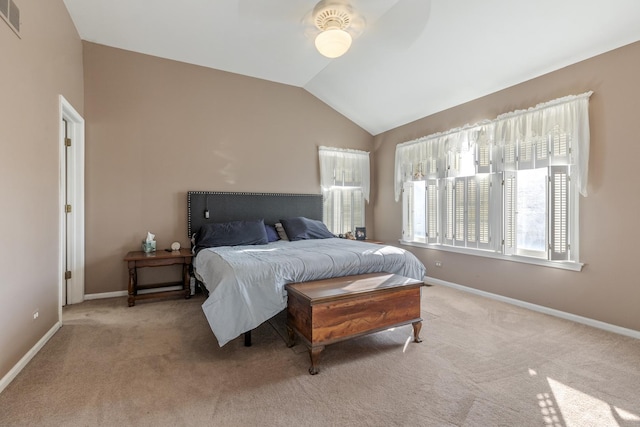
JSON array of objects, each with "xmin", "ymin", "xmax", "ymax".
[
  {"xmin": 514, "ymin": 168, "xmax": 547, "ymax": 256},
  {"xmin": 504, "ymin": 166, "xmax": 571, "ymax": 260},
  {"xmin": 395, "ymin": 93, "xmax": 591, "ymax": 270},
  {"xmin": 441, "ymin": 174, "xmax": 497, "ymax": 250},
  {"xmin": 323, "ymin": 188, "xmax": 364, "ymax": 235},
  {"xmin": 319, "ymin": 146, "xmax": 370, "ymax": 235},
  {"xmin": 402, "ymin": 180, "xmax": 425, "ymax": 242}
]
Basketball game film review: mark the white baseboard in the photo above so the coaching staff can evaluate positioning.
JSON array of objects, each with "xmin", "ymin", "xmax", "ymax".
[
  {"xmin": 0, "ymin": 321, "xmax": 62, "ymax": 395},
  {"xmin": 84, "ymin": 290, "xmax": 127, "ymax": 300},
  {"xmin": 84, "ymin": 285, "xmax": 183, "ymax": 301},
  {"xmin": 426, "ymin": 276, "xmax": 640, "ymax": 340}
]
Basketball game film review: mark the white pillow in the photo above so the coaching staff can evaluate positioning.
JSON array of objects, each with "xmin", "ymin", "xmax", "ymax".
[{"xmin": 274, "ymin": 222, "xmax": 289, "ymax": 241}]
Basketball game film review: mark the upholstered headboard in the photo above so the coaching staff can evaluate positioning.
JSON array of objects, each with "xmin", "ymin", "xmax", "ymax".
[{"xmin": 187, "ymin": 191, "xmax": 324, "ymax": 238}]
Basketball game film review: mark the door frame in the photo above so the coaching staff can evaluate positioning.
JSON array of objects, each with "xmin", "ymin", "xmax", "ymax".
[{"xmin": 58, "ymin": 95, "xmax": 85, "ymax": 316}]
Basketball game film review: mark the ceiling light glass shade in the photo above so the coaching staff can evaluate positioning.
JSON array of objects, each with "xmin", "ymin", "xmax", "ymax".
[{"xmin": 315, "ymin": 28, "xmax": 352, "ymax": 58}]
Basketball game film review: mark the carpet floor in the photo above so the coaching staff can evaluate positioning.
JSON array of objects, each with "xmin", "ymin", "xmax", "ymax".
[{"xmin": 1, "ymin": 284, "xmax": 639, "ymax": 426}]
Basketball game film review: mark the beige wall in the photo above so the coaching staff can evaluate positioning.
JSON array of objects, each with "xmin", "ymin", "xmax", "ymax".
[
  {"xmin": 82, "ymin": 42, "xmax": 373, "ymax": 294},
  {"xmin": 373, "ymin": 41, "xmax": 640, "ymax": 332},
  {"xmin": 0, "ymin": 2, "xmax": 83, "ymax": 380}
]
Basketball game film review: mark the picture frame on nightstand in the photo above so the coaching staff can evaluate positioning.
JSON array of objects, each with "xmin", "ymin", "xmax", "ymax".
[{"xmin": 355, "ymin": 227, "xmax": 366, "ymax": 240}]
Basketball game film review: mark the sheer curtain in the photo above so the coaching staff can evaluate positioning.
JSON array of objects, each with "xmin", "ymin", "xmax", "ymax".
[
  {"xmin": 319, "ymin": 146, "xmax": 370, "ymax": 202},
  {"xmin": 394, "ymin": 92, "xmax": 592, "ymax": 201},
  {"xmin": 319, "ymin": 146, "xmax": 370, "ymax": 234}
]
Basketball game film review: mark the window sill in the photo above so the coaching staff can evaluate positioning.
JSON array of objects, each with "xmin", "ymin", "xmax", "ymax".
[{"xmin": 398, "ymin": 240, "xmax": 584, "ymax": 272}]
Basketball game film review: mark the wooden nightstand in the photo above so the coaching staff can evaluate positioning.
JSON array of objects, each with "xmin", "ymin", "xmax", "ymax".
[{"xmin": 123, "ymin": 248, "xmax": 193, "ymax": 307}]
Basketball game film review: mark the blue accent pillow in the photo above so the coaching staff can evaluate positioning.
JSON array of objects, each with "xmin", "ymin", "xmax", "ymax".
[
  {"xmin": 195, "ymin": 219, "xmax": 268, "ymax": 251},
  {"xmin": 264, "ymin": 224, "xmax": 280, "ymax": 242},
  {"xmin": 279, "ymin": 217, "xmax": 335, "ymax": 241}
]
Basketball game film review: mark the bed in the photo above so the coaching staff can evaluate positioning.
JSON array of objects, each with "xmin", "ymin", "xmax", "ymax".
[{"xmin": 187, "ymin": 191, "xmax": 426, "ymax": 347}]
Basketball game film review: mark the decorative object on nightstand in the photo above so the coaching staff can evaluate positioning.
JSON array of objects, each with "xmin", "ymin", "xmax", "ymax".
[
  {"xmin": 355, "ymin": 227, "xmax": 366, "ymax": 240},
  {"xmin": 141, "ymin": 231, "xmax": 156, "ymax": 253},
  {"xmin": 170, "ymin": 241, "xmax": 181, "ymax": 251}
]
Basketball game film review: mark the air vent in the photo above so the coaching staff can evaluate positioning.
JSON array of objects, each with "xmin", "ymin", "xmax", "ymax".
[
  {"xmin": 1, "ymin": 0, "xmax": 20, "ymax": 37},
  {"xmin": 0, "ymin": 0, "xmax": 8, "ymax": 18}
]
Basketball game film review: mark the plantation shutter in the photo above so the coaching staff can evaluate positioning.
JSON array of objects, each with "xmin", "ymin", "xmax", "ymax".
[
  {"xmin": 489, "ymin": 173, "xmax": 503, "ymax": 252},
  {"xmin": 426, "ymin": 179, "xmax": 439, "ymax": 244},
  {"xmin": 475, "ymin": 125, "xmax": 493, "ymax": 174},
  {"xmin": 454, "ymin": 178, "xmax": 466, "ymax": 246},
  {"xmin": 536, "ymin": 136, "xmax": 549, "ymax": 168},
  {"xmin": 466, "ymin": 178, "xmax": 478, "ymax": 247},
  {"xmin": 503, "ymin": 171, "xmax": 517, "ymax": 255},
  {"xmin": 549, "ymin": 126, "xmax": 572, "ymax": 165},
  {"xmin": 477, "ymin": 175, "xmax": 492, "ymax": 250},
  {"xmin": 518, "ymin": 138, "xmax": 535, "ymax": 170},
  {"xmin": 477, "ymin": 141, "xmax": 492, "ymax": 173},
  {"xmin": 443, "ymin": 179, "xmax": 455, "ymax": 245},
  {"xmin": 427, "ymin": 157, "xmax": 438, "ymax": 177},
  {"xmin": 402, "ymin": 182, "xmax": 414, "ymax": 241},
  {"xmin": 549, "ymin": 166, "xmax": 570, "ymax": 260},
  {"xmin": 503, "ymin": 140, "xmax": 517, "ymax": 172}
]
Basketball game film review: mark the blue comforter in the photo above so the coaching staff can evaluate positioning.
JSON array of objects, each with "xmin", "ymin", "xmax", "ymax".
[{"xmin": 194, "ymin": 238, "xmax": 426, "ymax": 346}]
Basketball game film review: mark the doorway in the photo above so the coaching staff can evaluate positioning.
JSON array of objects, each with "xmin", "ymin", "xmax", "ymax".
[{"xmin": 59, "ymin": 95, "xmax": 85, "ymax": 315}]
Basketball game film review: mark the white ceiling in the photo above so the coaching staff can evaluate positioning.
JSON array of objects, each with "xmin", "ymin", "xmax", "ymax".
[{"xmin": 62, "ymin": 0, "xmax": 640, "ymax": 135}]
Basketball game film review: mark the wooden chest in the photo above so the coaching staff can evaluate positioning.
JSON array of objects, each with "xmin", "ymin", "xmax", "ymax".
[{"xmin": 285, "ymin": 272, "xmax": 423, "ymax": 374}]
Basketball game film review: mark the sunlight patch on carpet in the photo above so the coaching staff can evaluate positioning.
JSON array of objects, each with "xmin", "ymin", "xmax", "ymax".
[{"xmin": 547, "ymin": 377, "xmax": 640, "ymax": 427}]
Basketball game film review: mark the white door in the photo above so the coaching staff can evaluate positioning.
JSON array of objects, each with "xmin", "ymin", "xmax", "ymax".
[
  {"xmin": 59, "ymin": 96, "xmax": 85, "ymax": 312},
  {"xmin": 62, "ymin": 117, "xmax": 69, "ymax": 305}
]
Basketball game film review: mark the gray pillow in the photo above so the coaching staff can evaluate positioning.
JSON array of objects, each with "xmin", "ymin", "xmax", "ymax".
[
  {"xmin": 279, "ymin": 217, "xmax": 335, "ymax": 241},
  {"xmin": 264, "ymin": 224, "xmax": 280, "ymax": 242},
  {"xmin": 194, "ymin": 219, "xmax": 268, "ymax": 251}
]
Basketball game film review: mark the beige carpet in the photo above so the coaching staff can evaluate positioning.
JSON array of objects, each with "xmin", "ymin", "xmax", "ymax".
[{"xmin": 1, "ymin": 285, "xmax": 639, "ymax": 427}]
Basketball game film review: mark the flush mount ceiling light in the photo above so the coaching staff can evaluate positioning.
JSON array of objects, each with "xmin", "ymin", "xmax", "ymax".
[{"xmin": 313, "ymin": 1, "xmax": 353, "ymax": 58}]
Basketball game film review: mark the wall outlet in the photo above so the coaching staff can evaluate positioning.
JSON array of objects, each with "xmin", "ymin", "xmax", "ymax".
[
  {"xmin": 435, "ymin": 261, "xmax": 442, "ymax": 267},
  {"xmin": 33, "ymin": 310, "xmax": 39, "ymax": 320}
]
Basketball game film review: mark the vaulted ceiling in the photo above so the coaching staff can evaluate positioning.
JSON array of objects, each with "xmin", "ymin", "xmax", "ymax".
[{"xmin": 63, "ymin": 0, "xmax": 640, "ymax": 135}]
